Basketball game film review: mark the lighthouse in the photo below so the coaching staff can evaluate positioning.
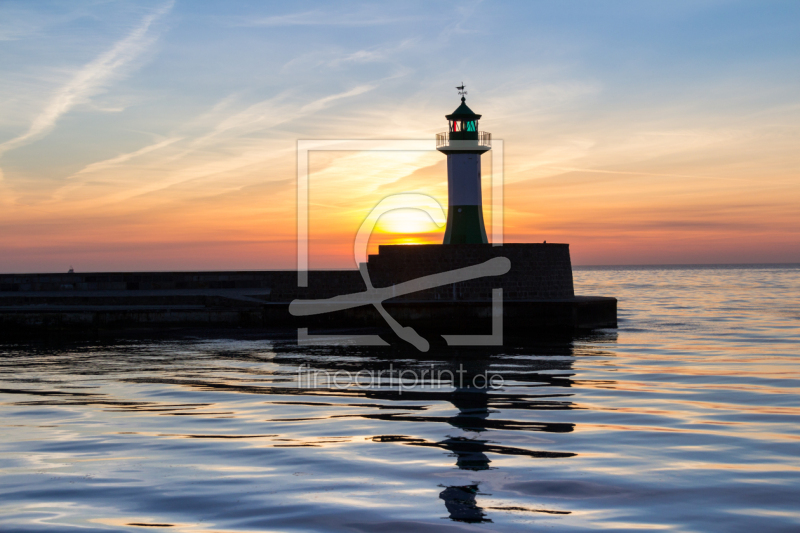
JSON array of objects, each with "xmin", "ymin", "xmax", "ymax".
[{"xmin": 436, "ymin": 86, "xmax": 491, "ymax": 244}]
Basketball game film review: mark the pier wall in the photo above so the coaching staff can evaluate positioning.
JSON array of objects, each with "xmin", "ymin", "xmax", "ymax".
[
  {"xmin": 368, "ymin": 243, "xmax": 574, "ymax": 300},
  {"xmin": 0, "ymin": 243, "xmax": 573, "ymax": 301},
  {"xmin": 0, "ymin": 270, "xmax": 364, "ymax": 300},
  {"xmin": 0, "ymin": 244, "xmax": 615, "ymax": 338}
]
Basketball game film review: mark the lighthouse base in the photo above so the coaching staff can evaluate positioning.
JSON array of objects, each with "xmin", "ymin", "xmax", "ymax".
[{"xmin": 443, "ymin": 205, "xmax": 488, "ymax": 244}]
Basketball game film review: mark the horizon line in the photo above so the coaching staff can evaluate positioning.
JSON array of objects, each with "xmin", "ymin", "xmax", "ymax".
[{"xmin": 1, "ymin": 262, "xmax": 799, "ymax": 276}]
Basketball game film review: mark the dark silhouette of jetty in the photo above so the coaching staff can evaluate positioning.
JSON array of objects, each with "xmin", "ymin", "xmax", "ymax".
[{"xmin": 0, "ymin": 243, "xmax": 615, "ymax": 341}]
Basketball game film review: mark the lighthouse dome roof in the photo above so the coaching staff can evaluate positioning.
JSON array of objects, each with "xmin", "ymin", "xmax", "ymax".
[{"xmin": 446, "ymin": 97, "xmax": 481, "ymax": 120}]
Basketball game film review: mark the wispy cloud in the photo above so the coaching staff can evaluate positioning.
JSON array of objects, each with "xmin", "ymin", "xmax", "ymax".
[
  {"xmin": 187, "ymin": 84, "xmax": 378, "ymax": 148},
  {"xmin": 0, "ymin": 1, "xmax": 173, "ymax": 157},
  {"xmin": 102, "ymin": 147, "xmax": 293, "ymax": 204},
  {"xmin": 54, "ymin": 82, "xmax": 381, "ymax": 207},
  {"xmin": 191, "ymin": 92, "xmax": 294, "ymax": 145},
  {"xmin": 299, "ymin": 85, "xmax": 375, "ymax": 114},
  {"xmin": 330, "ymin": 39, "xmax": 418, "ymax": 67},
  {"xmin": 243, "ymin": 10, "xmax": 419, "ymax": 27},
  {"xmin": 72, "ymin": 137, "xmax": 183, "ymax": 177},
  {"xmin": 545, "ymin": 166, "xmax": 756, "ymax": 184},
  {"xmin": 438, "ymin": 0, "xmax": 484, "ymax": 41}
]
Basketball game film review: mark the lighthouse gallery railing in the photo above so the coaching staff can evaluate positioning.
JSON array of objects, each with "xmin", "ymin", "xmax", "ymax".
[{"xmin": 436, "ymin": 131, "xmax": 491, "ymax": 149}]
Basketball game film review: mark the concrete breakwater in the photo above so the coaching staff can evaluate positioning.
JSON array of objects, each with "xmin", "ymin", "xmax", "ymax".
[{"xmin": 0, "ymin": 244, "xmax": 616, "ymax": 340}]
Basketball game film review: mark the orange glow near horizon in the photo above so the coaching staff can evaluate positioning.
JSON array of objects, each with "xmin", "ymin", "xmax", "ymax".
[{"xmin": 1, "ymin": 137, "xmax": 798, "ymax": 272}]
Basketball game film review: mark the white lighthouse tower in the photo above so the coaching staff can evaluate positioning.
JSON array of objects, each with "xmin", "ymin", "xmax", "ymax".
[{"xmin": 435, "ymin": 85, "xmax": 491, "ymax": 244}]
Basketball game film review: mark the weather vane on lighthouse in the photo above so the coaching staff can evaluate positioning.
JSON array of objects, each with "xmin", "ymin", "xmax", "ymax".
[{"xmin": 435, "ymin": 86, "xmax": 491, "ymax": 244}]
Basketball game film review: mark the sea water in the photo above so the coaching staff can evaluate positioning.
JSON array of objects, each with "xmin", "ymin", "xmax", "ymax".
[{"xmin": 1, "ymin": 265, "xmax": 799, "ymax": 532}]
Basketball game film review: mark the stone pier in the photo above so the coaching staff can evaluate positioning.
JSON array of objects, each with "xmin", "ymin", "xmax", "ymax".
[{"xmin": 0, "ymin": 243, "xmax": 616, "ymax": 340}]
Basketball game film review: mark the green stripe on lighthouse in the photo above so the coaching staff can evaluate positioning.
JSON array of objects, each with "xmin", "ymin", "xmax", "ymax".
[{"xmin": 443, "ymin": 205, "xmax": 488, "ymax": 244}]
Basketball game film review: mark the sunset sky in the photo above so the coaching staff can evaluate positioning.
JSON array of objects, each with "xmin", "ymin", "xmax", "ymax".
[{"xmin": 1, "ymin": 1, "xmax": 798, "ymax": 272}]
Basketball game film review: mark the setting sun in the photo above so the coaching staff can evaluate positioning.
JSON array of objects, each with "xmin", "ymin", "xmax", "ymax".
[{"xmin": 373, "ymin": 208, "xmax": 445, "ymax": 235}]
